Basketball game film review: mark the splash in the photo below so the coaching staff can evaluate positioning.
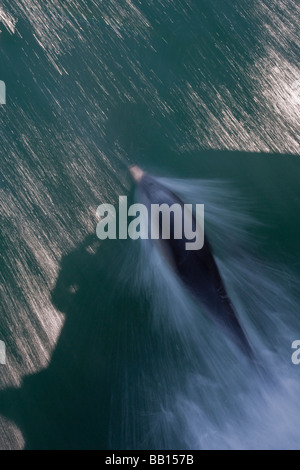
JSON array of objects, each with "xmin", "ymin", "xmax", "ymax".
[{"xmin": 118, "ymin": 176, "xmax": 300, "ymax": 450}]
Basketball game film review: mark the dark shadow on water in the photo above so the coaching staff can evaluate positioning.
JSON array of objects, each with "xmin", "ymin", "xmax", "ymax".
[{"xmin": 0, "ymin": 235, "xmax": 155, "ymax": 450}]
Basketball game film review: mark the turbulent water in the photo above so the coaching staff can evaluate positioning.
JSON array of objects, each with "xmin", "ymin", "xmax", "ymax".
[{"xmin": 0, "ymin": 0, "xmax": 299, "ymax": 450}]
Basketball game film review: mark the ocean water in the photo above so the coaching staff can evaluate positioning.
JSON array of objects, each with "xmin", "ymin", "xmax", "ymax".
[{"xmin": 0, "ymin": 0, "xmax": 299, "ymax": 450}]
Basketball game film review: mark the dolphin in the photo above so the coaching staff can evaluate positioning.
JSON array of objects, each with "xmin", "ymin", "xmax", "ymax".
[{"xmin": 129, "ymin": 165, "xmax": 254, "ymax": 358}]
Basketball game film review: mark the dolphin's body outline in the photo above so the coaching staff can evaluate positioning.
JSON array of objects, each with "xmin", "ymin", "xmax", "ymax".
[{"xmin": 130, "ymin": 166, "xmax": 254, "ymax": 358}]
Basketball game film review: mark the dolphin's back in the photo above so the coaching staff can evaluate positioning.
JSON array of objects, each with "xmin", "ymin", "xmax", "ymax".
[{"xmin": 139, "ymin": 174, "xmax": 253, "ymax": 357}]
